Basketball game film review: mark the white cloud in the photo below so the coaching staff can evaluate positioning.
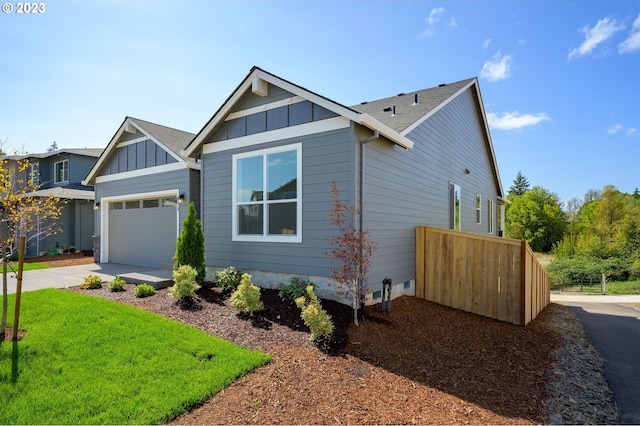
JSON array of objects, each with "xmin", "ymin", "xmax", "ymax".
[
  {"xmin": 568, "ymin": 17, "xmax": 625, "ymax": 60},
  {"xmin": 487, "ymin": 111, "xmax": 550, "ymax": 130},
  {"xmin": 480, "ymin": 52, "xmax": 512, "ymax": 82},
  {"xmin": 482, "ymin": 38, "xmax": 492, "ymax": 49},
  {"xmin": 608, "ymin": 124, "xmax": 624, "ymax": 134},
  {"xmin": 418, "ymin": 7, "xmax": 453, "ymax": 39},
  {"xmin": 619, "ymin": 14, "xmax": 640, "ymax": 53},
  {"xmin": 427, "ymin": 7, "xmax": 444, "ymax": 25},
  {"xmin": 627, "ymin": 128, "xmax": 637, "ymax": 136}
]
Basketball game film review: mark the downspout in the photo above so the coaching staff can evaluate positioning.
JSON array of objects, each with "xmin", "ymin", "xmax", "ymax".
[{"xmin": 358, "ymin": 130, "xmax": 379, "ymax": 308}]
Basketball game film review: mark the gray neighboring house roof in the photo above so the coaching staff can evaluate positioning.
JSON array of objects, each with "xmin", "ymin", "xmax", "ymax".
[
  {"xmin": 1, "ymin": 148, "xmax": 103, "ymax": 161},
  {"xmin": 83, "ymin": 116, "xmax": 197, "ymax": 185}
]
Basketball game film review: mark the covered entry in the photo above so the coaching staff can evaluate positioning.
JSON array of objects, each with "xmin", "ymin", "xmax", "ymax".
[{"xmin": 104, "ymin": 193, "xmax": 179, "ymax": 268}]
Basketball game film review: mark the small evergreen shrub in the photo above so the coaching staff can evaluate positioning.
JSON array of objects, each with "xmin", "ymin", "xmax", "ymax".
[
  {"xmin": 173, "ymin": 202, "xmax": 207, "ymax": 284},
  {"xmin": 215, "ymin": 266, "xmax": 244, "ymax": 290},
  {"xmin": 80, "ymin": 274, "xmax": 102, "ymax": 289},
  {"xmin": 108, "ymin": 276, "xmax": 126, "ymax": 292},
  {"xmin": 295, "ymin": 285, "xmax": 334, "ymax": 341},
  {"xmin": 134, "ymin": 283, "xmax": 155, "ymax": 298},
  {"xmin": 278, "ymin": 276, "xmax": 317, "ymax": 303},
  {"xmin": 230, "ymin": 273, "xmax": 264, "ymax": 316},
  {"xmin": 169, "ymin": 265, "xmax": 201, "ymax": 300}
]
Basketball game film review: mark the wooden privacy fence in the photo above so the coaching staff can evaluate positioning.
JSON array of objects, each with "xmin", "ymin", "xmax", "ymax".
[{"xmin": 416, "ymin": 226, "xmax": 550, "ymax": 325}]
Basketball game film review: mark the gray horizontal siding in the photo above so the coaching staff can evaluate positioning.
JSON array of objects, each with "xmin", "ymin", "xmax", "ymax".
[
  {"xmin": 363, "ymin": 87, "xmax": 500, "ymax": 287},
  {"xmin": 202, "ymin": 127, "xmax": 354, "ymax": 278}
]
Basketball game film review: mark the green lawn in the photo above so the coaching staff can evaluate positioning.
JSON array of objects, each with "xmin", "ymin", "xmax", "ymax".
[
  {"xmin": 559, "ymin": 280, "xmax": 640, "ymax": 294},
  {"xmin": 0, "ymin": 289, "xmax": 271, "ymax": 424},
  {"xmin": 2, "ymin": 262, "xmax": 51, "ymax": 272}
]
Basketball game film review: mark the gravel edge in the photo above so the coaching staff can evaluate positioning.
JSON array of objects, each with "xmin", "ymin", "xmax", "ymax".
[{"xmin": 542, "ymin": 304, "xmax": 619, "ymax": 425}]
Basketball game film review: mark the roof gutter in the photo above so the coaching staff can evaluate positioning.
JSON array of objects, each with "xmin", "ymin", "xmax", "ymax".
[{"xmin": 358, "ymin": 114, "xmax": 414, "ymax": 150}]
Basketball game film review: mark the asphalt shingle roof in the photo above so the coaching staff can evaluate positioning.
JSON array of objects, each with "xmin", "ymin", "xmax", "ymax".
[
  {"xmin": 351, "ymin": 78, "xmax": 476, "ymax": 134},
  {"xmin": 128, "ymin": 117, "xmax": 195, "ymax": 159}
]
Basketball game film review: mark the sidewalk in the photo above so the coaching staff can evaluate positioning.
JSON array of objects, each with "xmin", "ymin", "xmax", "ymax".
[
  {"xmin": 4, "ymin": 263, "xmax": 173, "ymax": 294},
  {"xmin": 551, "ymin": 292, "xmax": 640, "ymax": 304}
]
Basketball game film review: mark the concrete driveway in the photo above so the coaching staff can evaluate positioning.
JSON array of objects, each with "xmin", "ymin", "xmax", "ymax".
[
  {"xmin": 551, "ymin": 293, "xmax": 640, "ymax": 425},
  {"xmin": 4, "ymin": 263, "xmax": 173, "ymax": 294}
]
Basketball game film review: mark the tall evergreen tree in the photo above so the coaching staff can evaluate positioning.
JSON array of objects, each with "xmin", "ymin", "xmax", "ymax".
[
  {"xmin": 508, "ymin": 171, "xmax": 530, "ymax": 196},
  {"xmin": 174, "ymin": 202, "xmax": 206, "ymax": 284}
]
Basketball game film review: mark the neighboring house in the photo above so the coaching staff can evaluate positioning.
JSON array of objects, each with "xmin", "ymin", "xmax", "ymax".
[
  {"xmin": 0, "ymin": 149, "xmax": 102, "ymax": 257},
  {"xmin": 86, "ymin": 67, "xmax": 506, "ymax": 305},
  {"xmin": 179, "ymin": 66, "xmax": 507, "ymax": 304},
  {"xmin": 82, "ymin": 117, "xmax": 199, "ymax": 268}
]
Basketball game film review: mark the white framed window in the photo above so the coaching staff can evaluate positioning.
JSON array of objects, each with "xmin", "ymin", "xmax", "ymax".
[
  {"xmin": 476, "ymin": 194, "xmax": 481, "ymax": 225},
  {"xmin": 232, "ymin": 143, "xmax": 302, "ymax": 242},
  {"xmin": 488, "ymin": 199, "xmax": 494, "ymax": 234},
  {"xmin": 29, "ymin": 163, "xmax": 40, "ymax": 185},
  {"xmin": 449, "ymin": 182, "xmax": 461, "ymax": 231},
  {"xmin": 54, "ymin": 159, "xmax": 69, "ymax": 184}
]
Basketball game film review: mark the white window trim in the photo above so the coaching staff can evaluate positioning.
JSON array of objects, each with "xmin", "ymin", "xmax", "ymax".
[
  {"xmin": 232, "ymin": 143, "xmax": 302, "ymax": 243},
  {"xmin": 488, "ymin": 199, "xmax": 494, "ymax": 234},
  {"xmin": 54, "ymin": 159, "xmax": 69, "ymax": 184}
]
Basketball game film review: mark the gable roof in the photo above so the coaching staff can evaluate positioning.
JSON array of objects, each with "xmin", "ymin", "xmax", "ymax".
[
  {"xmin": 351, "ymin": 78, "xmax": 476, "ymax": 134},
  {"xmin": 354, "ymin": 77, "xmax": 503, "ymax": 198},
  {"xmin": 83, "ymin": 116, "xmax": 197, "ymax": 185},
  {"xmin": 184, "ymin": 66, "xmax": 415, "ymax": 156}
]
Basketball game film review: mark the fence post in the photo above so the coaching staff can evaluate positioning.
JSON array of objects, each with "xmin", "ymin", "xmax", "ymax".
[{"xmin": 601, "ymin": 273, "xmax": 606, "ymax": 295}]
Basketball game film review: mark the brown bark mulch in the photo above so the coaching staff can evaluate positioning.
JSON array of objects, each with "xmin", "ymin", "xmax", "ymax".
[{"xmin": 68, "ymin": 279, "xmax": 562, "ymax": 425}]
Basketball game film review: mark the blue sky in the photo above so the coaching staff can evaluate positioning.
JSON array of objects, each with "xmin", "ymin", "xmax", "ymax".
[{"xmin": 1, "ymin": 0, "xmax": 639, "ymax": 205}]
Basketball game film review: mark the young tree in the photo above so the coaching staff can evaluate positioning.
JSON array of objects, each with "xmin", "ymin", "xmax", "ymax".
[
  {"xmin": 508, "ymin": 171, "xmax": 530, "ymax": 196},
  {"xmin": 326, "ymin": 181, "xmax": 377, "ymax": 326},
  {"xmin": 174, "ymin": 201, "xmax": 206, "ymax": 284},
  {"xmin": 46, "ymin": 141, "xmax": 58, "ymax": 153},
  {"xmin": 1, "ymin": 157, "xmax": 62, "ymax": 339}
]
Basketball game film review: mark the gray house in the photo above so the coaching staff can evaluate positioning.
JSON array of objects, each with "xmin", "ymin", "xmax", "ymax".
[
  {"xmin": 1, "ymin": 148, "xmax": 102, "ymax": 257},
  {"xmin": 181, "ymin": 67, "xmax": 506, "ymax": 304},
  {"xmin": 83, "ymin": 117, "xmax": 199, "ymax": 268}
]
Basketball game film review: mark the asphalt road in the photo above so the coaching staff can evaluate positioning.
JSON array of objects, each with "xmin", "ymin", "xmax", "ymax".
[{"xmin": 552, "ymin": 294, "xmax": 640, "ymax": 425}]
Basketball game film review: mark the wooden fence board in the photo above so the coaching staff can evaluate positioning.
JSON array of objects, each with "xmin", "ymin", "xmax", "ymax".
[{"xmin": 415, "ymin": 226, "xmax": 550, "ymax": 325}]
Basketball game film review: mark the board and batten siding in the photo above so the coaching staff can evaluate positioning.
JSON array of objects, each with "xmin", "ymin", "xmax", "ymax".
[
  {"xmin": 201, "ymin": 126, "xmax": 355, "ymax": 293},
  {"xmin": 362, "ymin": 86, "xmax": 500, "ymax": 292}
]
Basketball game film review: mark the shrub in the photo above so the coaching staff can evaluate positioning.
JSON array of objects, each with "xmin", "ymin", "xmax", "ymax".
[
  {"xmin": 230, "ymin": 273, "xmax": 264, "ymax": 316},
  {"xmin": 215, "ymin": 266, "xmax": 244, "ymax": 290},
  {"xmin": 108, "ymin": 276, "xmax": 126, "ymax": 292},
  {"xmin": 278, "ymin": 276, "xmax": 317, "ymax": 303},
  {"xmin": 295, "ymin": 285, "xmax": 334, "ymax": 341},
  {"xmin": 174, "ymin": 202, "xmax": 207, "ymax": 284},
  {"xmin": 134, "ymin": 283, "xmax": 155, "ymax": 298},
  {"xmin": 169, "ymin": 265, "xmax": 201, "ymax": 300},
  {"xmin": 80, "ymin": 274, "xmax": 102, "ymax": 289}
]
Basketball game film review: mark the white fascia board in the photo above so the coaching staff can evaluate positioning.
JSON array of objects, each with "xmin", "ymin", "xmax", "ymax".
[
  {"xmin": 94, "ymin": 162, "xmax": 186, "ymax": 184},
  {"xmin": 185, "ymin": 68, "xmax": 363, "ymax": 157},
  {"xmin": 84, "ymin": 119, "xmax": 130, "ymax": 185},
  {"xmin": 400, "ymin": 79, "xmax": 476, "ymax": 137},
  {"xmin": 472, "ymin": 83, "xmax": 504, "ymax": 197},
  {"xmin": 203, "ymin": 116, "xmax": 350, "ymax": 154},
  {"xmin": 358, "ymin": 114, "xmax": 414, "ymax": 150}
]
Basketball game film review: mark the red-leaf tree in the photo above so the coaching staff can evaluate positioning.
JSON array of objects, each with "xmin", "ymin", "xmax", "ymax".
[{"xmin": 326, "ymin": 180, "xmax": 377, "ymax": 326}]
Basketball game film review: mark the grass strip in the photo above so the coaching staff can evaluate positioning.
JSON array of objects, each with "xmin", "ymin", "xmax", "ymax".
[{"xmin": 0, "ymin": 288, "xmax": 270, "ymax": 424}]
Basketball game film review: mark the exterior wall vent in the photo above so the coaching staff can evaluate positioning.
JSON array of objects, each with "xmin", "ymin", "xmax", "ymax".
[{"xmin": 372, "ymin": 290, "xmax": 382, "ymax": 300}]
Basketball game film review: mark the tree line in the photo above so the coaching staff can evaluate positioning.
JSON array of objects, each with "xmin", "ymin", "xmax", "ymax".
[{"xmin": 505, "ymin": 171, "xmax": 640, "ymax": 283}]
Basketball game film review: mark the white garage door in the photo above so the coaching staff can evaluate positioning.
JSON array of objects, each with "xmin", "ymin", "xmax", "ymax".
[{"xmin": 108, "ymin": 197, "xmax": 178, "ymax": 268}]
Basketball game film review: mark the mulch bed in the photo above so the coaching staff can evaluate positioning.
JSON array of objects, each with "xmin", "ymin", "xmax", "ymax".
[
  {"xmin": 23, "ymin": 251, "xmax": 95, "ymax": 267},
  {"xmin": 68, "ymin": 281, "xmax": 562, "ymax": 425}
]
